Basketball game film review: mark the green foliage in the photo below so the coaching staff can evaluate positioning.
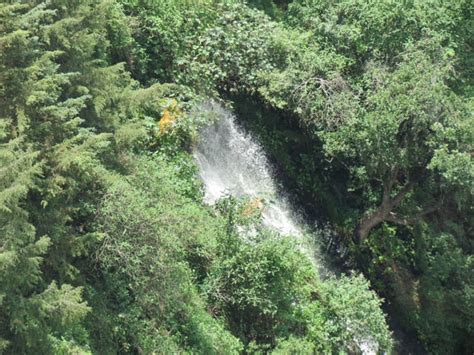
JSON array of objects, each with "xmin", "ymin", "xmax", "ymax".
[
  {"xmin": 246, "ymin": 0, "xmax": 289, "ymax": 19},
  {"xmin": 304, "ymin": 274, "xmax": 393, "ymax": 352},
  {"xmin": 95, "ymin": 155, "xmax": 242, "ymax": 353},
  {"xmin": 239, "ymin": 2, "xmax": 472, "ymax": 351},
  {"xmin": 1, "ymin": 0, "xmax": 471, "ymax": 353},
  {"xmin": 0, "ymin": 126, "xmax": 90, "ymax": 354},
  {"xmin": 321, "ymin": 40, "xmax": 466, "ymax": 200},
  {"xmin": 414, "ymin": 230, "xmax": 474, "ymax": 352},
  {"xmin": 287, "ymin": 0, "xmax": 473, "ymax": 78},
  {"xmin": 258, "ymin": 29, "xmax": 351, "ymax": 127},
  {"xmin": 120, "ymin": 0, "xmax": 220, "ymax": 83},
  {"xmin": 0, "ymin": 0, "xmax": 171, "ymax": 352},
  {"xmin": 205, "ymin": 229, "xmax": 315, "ymax": 346},
  {"xmin": 179, "ymin": 4, "xmax": 276, "ymax": 93},
  {"xmin": 205, "ymin": 198, "xmax": 392, "ymax": 353},
  {"xmin": 121, "ymin": 1, "xmax": 278, "ymax": 94}
]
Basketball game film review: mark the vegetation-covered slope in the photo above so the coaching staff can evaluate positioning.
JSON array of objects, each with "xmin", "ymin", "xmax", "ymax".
[{"xmin": 0, "ymin": 0, "xmax": 472, "ymax": 354}]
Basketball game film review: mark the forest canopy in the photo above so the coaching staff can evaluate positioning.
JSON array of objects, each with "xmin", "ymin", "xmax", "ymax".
[{"xmin": 0, "ymin": 0, "xmax": 472, "ymax": 354}]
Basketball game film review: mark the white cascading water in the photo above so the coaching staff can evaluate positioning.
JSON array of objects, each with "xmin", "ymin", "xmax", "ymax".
[
  {"xmin": 193, "ymin": 102, "xmax": 379, "ymax": 354},
  {"xmin": 193, "ymin": 102, "xmax": 310, "ymax": 245}
]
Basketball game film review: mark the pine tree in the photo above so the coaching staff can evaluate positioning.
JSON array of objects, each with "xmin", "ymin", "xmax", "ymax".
[
  {"xmin": 0, "ymin": 2, "xmax": 115, "ymax": 352},
  {"xmin": 0, "ymin": 134, "xmax": 92, "ymax": 353}
]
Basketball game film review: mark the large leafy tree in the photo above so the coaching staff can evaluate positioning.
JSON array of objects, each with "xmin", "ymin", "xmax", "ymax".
[{"xmin": 322, "ymin": 41, "xmax": 473, "ymax": 241}]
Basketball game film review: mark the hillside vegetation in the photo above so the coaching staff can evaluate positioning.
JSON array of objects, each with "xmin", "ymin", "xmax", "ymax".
[{"xmin": 0, "ymin": 0, "xmax": 472, "ymax": 354}]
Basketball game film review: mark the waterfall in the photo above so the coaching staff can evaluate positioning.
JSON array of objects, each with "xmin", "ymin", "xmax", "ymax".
[
  {"xmin": 193, "ymin": 102, "xmax": 316, "ymax": 257},
  {"xmin": 192, "ymin": 102, "xmax": 383, "ymax": 354}
]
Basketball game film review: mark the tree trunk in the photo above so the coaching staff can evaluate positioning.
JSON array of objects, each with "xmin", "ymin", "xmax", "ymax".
[
  {"xmin": 355, "ymin": 208, "xmax": 386, "ymax": 242},
  {"xmin": 354, "ymin": 171, "xmax": 413, "ymax": 243}
]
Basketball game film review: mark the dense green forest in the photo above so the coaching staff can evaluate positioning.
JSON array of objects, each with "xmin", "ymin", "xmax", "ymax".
[{"xmin": 0, "ymin": 0, "xmax": 472, "ymax": 354}]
